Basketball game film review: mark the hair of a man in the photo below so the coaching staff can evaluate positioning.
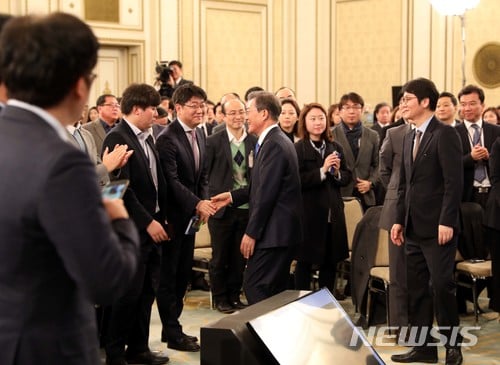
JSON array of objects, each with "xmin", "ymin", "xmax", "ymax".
[
  {"xmin": 248, "ymin": 91, "xmax": 282, "ymax": 122},
  {"xmin": 457, "ymin": 84, "xmax": 485, "ymax": 104},
  {"xmin": 171, "ymin": 83, "xmax": 207, "ymax": 106},
  {"xmin": 402, "ymin": 77, "xmax": 439, "ymax": 111},
  {"xmin": 120, "ymin": 83, "xmax": 161, "ymax": 115}
]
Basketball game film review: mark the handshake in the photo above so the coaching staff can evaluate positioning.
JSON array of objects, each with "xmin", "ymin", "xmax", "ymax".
[{"xmin": 195, "ymin": 192, "xmax": 233, "ymax": 223}]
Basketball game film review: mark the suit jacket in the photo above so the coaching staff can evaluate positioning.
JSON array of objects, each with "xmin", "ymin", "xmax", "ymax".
[
  {"xmin": 332, "ymin": 123, "xmax": 380, "ymax": 206},
  {"xmin": 152, "ymin": 124, "xmax": 166, "ymax": 139},
  {"xmin": 0, "ymin": 105, "xmax": 139, "ymax": 365},
  {"xmin": 82, "ymin": 118, "xmax": 108, "ymax": 156},
  {"xmin": 378, "ymin": 123, "xmax": 411, "ymax": 230},
  {"xmin": 232, "ymin": 127, "xmax": 302, "ymax": 248},
  {"xmin": 67, "ymin": 127, "xmax": 109, "ymax": 186},
  {"xmin": 485, "ymin": 136, "xmax": 500, "ymax": 230},
  {"xmin": 396, "ymin": 117, "xmax": 463, "ymax": 237},
  {"xmin": 371, "ymin": 122, "xmax": 384, "ymax": 145},
  {"xmin": 103, "ymin": 120, "xmax": 168, "ymax": 237},
  {"xmin": 205, "ymin": 129, "xmax": 257, "ymax": 218},
  {"xmin": 455, "ymin": 122, "xmax": 500, "ymax": 202},
  {"xmin": 156, "ymin": 119, "xmax": 209, "ymax": 232},
  {"xmin": 294, "ymin": 139, "xmax": 351, "ymax": 264}
]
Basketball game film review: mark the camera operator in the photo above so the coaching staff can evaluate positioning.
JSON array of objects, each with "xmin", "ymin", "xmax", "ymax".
[{"xmin": 156, "ymin": 60, "xmax": 193, "ymax": 98}]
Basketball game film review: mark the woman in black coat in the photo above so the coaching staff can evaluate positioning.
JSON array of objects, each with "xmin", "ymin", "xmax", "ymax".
[{"xmin": 294, "ymin": 103, "xmax": 352, "ymax": 292}]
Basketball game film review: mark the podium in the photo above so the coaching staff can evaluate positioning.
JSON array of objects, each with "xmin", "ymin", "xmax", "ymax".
[{"xmin": 200, "ymin": 289, "xmax": 384, "ymax": 365}]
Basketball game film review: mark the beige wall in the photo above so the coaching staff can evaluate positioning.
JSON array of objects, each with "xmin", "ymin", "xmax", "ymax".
[{"xmin": 2, "ymin": 0, "xmax": 500, "ymax": 109}]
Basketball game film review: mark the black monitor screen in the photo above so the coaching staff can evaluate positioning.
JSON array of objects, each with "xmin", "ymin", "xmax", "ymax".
[{"xmin": 247, "ymin": 288, "xmax": 384, "ymax": 365}]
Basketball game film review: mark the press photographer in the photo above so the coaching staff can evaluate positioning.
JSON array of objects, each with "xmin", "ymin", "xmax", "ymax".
[{"xmin": 155, "ymin": 60, "xmax": 192, "ymax": 98}]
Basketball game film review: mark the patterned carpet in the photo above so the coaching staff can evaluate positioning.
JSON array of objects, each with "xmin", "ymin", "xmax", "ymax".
[{"xmin": 140, "ymin": 289, "xmax": 500, "ymax": 365}]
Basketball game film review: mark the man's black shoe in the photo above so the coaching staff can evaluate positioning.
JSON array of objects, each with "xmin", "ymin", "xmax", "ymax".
[
  {"xmin": 181, "ymin": 332, "xmax": 198, "ymax": 342},
  {"xmin": 230, "ymin": 299, "xmax": 248, "ymax": 310},
  {"xmin": 125, "ymin": 350, "xmax": 169, "ymax": 365},
  {"xmin": 216, "ymin": 300, "xmax": 235, "ymax": 314},
  {"xmin": 167, "ymin": 337, "xmax": 201, "ymax": 352},
  {"xmin": 445, "ymin": 348, "xmax": 463, "ymax": 365},
  {"xmin": 106, "ymin": 358, "xmax": 128, "ymax": 365},
  {"xmin": 391, "ymin": 348, "xmax": 438, "ymax": 363}
]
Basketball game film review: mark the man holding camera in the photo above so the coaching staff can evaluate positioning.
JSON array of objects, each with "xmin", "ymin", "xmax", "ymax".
[{"xmin": 156, "ymin": 60, "xmax": 193, "ymax": 98}]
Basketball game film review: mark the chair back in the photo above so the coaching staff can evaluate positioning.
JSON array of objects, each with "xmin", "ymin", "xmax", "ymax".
[
  {"xmin": 195, "ymin": 223, "xmax": 211, "ymax": 249},
  {"xmin": 343, "ymin": 197, "xmax": 364, "ymax": 250},
  {"xmin": 373, "ymin": 229, "xmax": 390, "ymax": 267}
]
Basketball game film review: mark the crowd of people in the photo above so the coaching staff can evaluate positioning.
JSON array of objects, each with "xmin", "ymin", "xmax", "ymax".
[{"xmin": 0, "ymin": 11, "xmax": 499, "ymax": 365}]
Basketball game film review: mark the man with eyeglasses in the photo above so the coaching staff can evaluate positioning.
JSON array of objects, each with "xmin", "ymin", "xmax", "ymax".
[
  {"xmin": 205, "ymin": 98, "xmax": 257, "ymax": 313},
  {"xmin": 332, "ymin": 92, "xmax": 380, "ymax": 210},
  {"xmin": 391, "ymin": 78, "xmax": 463, "ymax": 365},
  {"xmin": 155, "ymin": 83, "xmax": 217, "ymax": 352},
  {"xmin": 83, "ymin": 94, "xmax": 121, "ymax": 155}
]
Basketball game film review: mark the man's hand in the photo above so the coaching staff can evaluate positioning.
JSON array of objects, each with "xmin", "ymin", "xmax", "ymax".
[
  {"xmin": 210, "ymin": 192, "xmax": 232, "ymax": 211},
  {"xmin": 147, "ymin": 219, "xmax": 169, "ymax": 243},
  {"xmin": 196, "ymin": 200, "xmax": 217, "ymax": 223},
  {"xmin": 103, "ymin": 198, "xmax": 129, "ymax": 220},
  {"xmin": 471, "ymin": 145, "xmax": 489, "ymax": 161},
  {"xmin": 102, "ymin": 144, "xmax": 134, "ymax": 172},
  {"xmin": 240, "ymin": 234, "xmax": 256, "ymax": 259},
  {"xmin": 438, "ymin": 225, "xmax": 453, "ymax": 245},
  {"xmin": 391, "ymin": 224, "xmax": 405, "ymax": 246},
  {"xmin": 356, "ymin": 178, "xmax": 372, "ymax": 194}
]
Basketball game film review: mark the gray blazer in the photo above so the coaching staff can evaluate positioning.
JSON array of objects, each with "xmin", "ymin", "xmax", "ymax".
[
  {"xmin": 378, "ymin": 123, "xmax": 411, "ymax": 230},
  {"xmin": 82, "ymin": 118, "xmax": 107, "ymax": 155},
  {"xmin": 332, "ymin": 124, "xmax": 380, "ymax": 207},
  {"xmin": 67, "ymin": 127, "xmax": 109, "ymax": 186}
]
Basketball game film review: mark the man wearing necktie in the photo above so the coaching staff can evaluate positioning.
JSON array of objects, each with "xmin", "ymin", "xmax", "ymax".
[
  {"xmin": 455, "ymin": 85, "xmax": 500, "ymax": 209},
  {"xmin": 155, "ymin": 83, "xmax": 216, "ymax": 352},
  {"xmin": 391, "ymin": 78, "xmax": 463, "ymax": 365},
  {"xmin": 102, "ymin": 83, "xmax": 170, "ymax": 365}
]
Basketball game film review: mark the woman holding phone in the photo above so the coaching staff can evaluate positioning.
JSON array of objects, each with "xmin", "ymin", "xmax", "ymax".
[{"xmin": 293, "ymin": 103, "xmax": 352, "ymax": 293}]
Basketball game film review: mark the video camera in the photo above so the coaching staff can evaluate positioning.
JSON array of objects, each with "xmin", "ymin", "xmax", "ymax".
[{"xmin": 155, "ymin": 61, "xmax": 172, "ymax": 83}]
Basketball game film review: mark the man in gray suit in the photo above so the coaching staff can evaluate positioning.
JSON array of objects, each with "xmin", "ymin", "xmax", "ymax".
[
  {"xmin": 83, "ymin": 93, "xmax": 121, "ymax": 155},
  {"xmin": 378, "ymin": 118, "xmax": 411, "ymax": 335},
  {"xmin": 0, "ymin": 13, "xmax": 139, "ymax": 365},
  {"xmin": 332, "ymin": 92, "xmax": 379, "ymax": 210},
  {"xmin": 67, "ymin": 120, "xmax": 133, "ymax": 186}
]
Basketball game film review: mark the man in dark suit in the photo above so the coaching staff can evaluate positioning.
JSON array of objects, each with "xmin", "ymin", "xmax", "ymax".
[
  {"xmin": 212, "ymin": 91, "xmax": 302, "ymax": 305},
  {"xmin": 206, "ymin": 98, "xmax": 257, "ymax": 313},
  {"xmin": 102, "ymin": 84, "xmax": 170, "ymax": 365},
  {"xmin": 83, "ymin": 93, "xmax": 121, "ymax": 155},
  {"xmin": 155, "ymin": 83, "xmax": 216, "ymax": 352},
  {"xmin": 0, "ymin": 13, "xmax": 140, "ymax": 365},
  {"xmin": 455, "ymin": 85, "xmax": 500, "ymax": 209},
  {"xmin": 391, "ymin": 78, "xmax": 464, "ymax": 365},
  {"xmin": 379, "ymin": 120, "xmax": 411, "ymax": 334}
]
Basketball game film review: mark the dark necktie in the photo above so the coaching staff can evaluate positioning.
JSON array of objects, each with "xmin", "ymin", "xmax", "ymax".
[
  {"xmin": 413, "ymin": 130, "xmax": 422, "ymax": 161},
  {"xmin": 254, "ymin": 143, "xmax": 260, "ymax": 157},
  {"xmin": 471, "ymin": 124, "xmax": 486, "ymax": 182},
  {"xmin": 190, "ymin": 129, "xmax": 200, "ymax": 171}
]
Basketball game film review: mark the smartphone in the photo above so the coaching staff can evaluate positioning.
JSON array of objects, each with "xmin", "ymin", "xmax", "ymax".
[
  {"xmin": 185, "ymin": 215, "xmax": 202, "ymax": 235},
  {"xmin": 101, "ymin": 179, "xmax": 129, "ymax": 200}
]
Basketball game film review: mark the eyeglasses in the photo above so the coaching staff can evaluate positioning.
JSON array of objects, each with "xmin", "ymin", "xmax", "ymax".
[
  {"xmin": 226, "ymin": 110, "xmax": 246, "ymax": 117},
  {"xmin": 184, "ymin": 103, "xmax": 206, "ymax": 110},
  {"xmin": 102, "ymin": 103, "xmax": 121, "ymax": 108},
  {"xmin": 400, "ymin": 96, "xmax": 417, "ymax": 105},
  {"xmin": 341, "ymin": 104, "xmax": 362, "ymax": 111}
]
